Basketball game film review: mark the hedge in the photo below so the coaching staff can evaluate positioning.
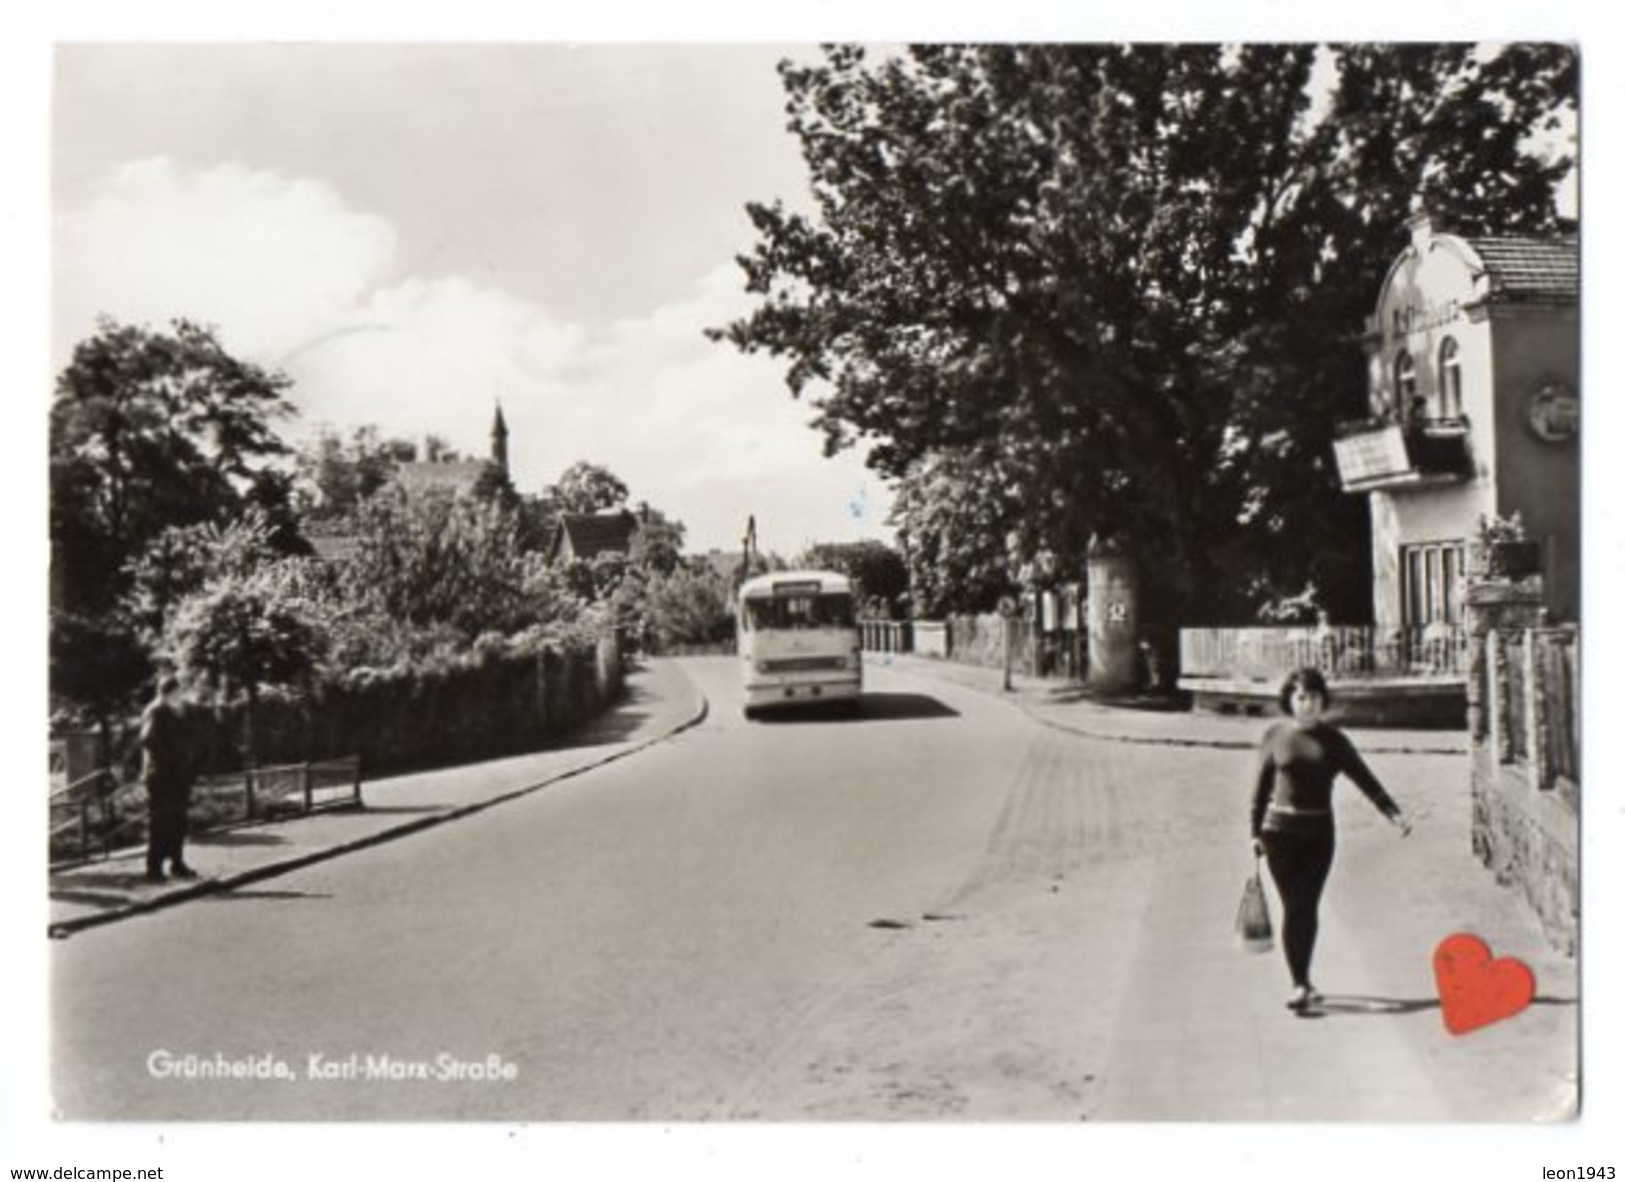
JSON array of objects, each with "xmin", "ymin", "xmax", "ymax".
[{"xmin": 188, "ymin": 632, "xmax": 624, "ymax": 779}]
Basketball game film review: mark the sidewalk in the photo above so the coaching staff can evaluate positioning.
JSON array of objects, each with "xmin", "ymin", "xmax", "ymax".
[
  {"xmin": 872, "ymin": 652, "xmax": 1468, "ymax": 754},
  {"xmin": 873, "ymin": 651, "xmax": 1576, "ymax": 1121},
  {"xmin": 47, "ymin": 659, "xmax": 707, "ymax": 939}
]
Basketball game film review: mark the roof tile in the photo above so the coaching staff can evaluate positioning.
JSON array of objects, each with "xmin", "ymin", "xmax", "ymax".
[{"xmin": 1467, "ymin": 236, "xmax": 1578, "ymax": 302}]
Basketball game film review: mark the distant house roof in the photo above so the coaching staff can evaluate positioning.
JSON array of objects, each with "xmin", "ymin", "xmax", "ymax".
[
  {"xmin": 1466, "ymin": 235, "xmax": 1578, "ymax": 304},
  {"xmin": 393, "ymin": 459, "xmax": 495, "ymax": 497},
  {"xmin": 551, "ymin": 510, "xmax": 640, "ymax": 563}
]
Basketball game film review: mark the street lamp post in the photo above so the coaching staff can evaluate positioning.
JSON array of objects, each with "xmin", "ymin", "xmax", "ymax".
[{"xmin": 998, "ymin": 594, "xmax": 1017, "ymax": 692}]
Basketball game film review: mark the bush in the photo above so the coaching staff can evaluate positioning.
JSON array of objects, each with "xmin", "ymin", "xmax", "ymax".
[{"xmin": 186, "ymin": 631, "xmax": 624, "ymax": 779}]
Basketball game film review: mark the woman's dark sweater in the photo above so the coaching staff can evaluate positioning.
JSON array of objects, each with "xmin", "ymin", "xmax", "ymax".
[{"xmin": 1250, "ymin": 720, "xmax": 1401, "ymax": 839}]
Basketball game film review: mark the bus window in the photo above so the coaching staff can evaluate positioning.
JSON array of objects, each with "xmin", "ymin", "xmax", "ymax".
[{"xmin": 745, "ymin": 593, "xmax": 855, "ymax": 631}]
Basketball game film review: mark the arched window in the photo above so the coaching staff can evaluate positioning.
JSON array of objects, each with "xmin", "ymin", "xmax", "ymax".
[
  {"xmin": 1438, "ymin": 337, "xmax": 1463, "ymax": 419},
  {"xmin": 1395, "ymin": 352, "xmax": 1419, "ymax": 421}
]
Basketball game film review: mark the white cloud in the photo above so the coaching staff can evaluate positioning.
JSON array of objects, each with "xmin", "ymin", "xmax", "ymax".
[
  {"xmin": 281, "ymin": 276, "xmax": 588, "ymax": 440},
  {"xmin": 53, "ymin": 157, "xmax": 396, "ymax": 364},
  {"xmin": 526, "ymin": 262, "xmax": 893, "ymax": 553},
  {"xmin": 53, "ymin": 157, "xmax": 893, "ymax": 555}
]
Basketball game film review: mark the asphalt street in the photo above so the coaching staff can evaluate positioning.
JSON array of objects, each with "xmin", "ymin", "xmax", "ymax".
[
  {"xmin": 52, "ymin": 660, "xmax": 1030, "ymax": 1119},
  {"xmin": 50, "ymin": 656, "xmax": 1575, "ymax": 1122}
]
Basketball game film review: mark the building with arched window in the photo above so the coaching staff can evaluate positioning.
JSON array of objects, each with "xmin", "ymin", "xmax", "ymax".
[{"xmin": 1333, "ymin": 211, "xmax": 1578, "ymax": 630}]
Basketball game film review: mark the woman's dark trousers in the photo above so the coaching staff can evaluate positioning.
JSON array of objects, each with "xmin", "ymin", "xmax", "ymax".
[{"xmin": 1262, "ymin": 826, "xmax": 1336, "ymax": 988}]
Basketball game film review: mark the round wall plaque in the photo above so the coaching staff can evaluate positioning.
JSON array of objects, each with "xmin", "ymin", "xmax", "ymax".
[{"xmin": 1527, "ymin": 383, "xmax": 1578, "ymax": 442}]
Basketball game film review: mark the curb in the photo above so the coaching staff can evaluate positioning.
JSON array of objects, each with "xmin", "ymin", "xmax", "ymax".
[
  {"xmin": 883, "ymin": 658, "xmax": 1466, "ymax": 756},
  {"xmin": 47, "ymin": 671, "xmax": 711, "ymax": 941},
  {"xmin": 1023, "ymin": 711, "xmax": 1466, "ymax": 756}
]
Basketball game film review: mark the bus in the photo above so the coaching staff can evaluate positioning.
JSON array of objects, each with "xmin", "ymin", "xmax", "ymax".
[{"xmin": 737, "ymin": 570, "xmax": 863, "ymax": 719}]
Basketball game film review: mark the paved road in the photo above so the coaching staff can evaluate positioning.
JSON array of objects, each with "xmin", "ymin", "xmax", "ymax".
[
  {"xmin": 52, "ymin": 659, "xmax": 1033, "ymax": 1119},
  {"xmin": 51, "ymin": 656, "xmax": 1575, "ymax": 1121}
]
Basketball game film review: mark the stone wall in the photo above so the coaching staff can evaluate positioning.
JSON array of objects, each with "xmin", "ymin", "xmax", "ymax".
[
  {"xmin": 947, "ymin": 613, "xmax": 1034, "ymax": 672},
  {"xmin": 1465, "ymin": 575, "xmax": 1579, "ymax": 954},
  {"xmin": 1470, "ymin": 754, "xmax": 1578, "ymax": 955}
]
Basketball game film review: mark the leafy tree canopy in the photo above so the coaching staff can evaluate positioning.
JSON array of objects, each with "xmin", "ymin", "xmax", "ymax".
[
  {"xmin": 164, "ymin": 567, "xmax": 327, "ymax": 706},
  {"xmin": 553, "ymin": 461, "xmax": 630, "ymax": 515},
  {"xmin": 627, "ymin": 509, "xmax": 686, "ymax": 578},
  {"xmin": 714, "ymin": 43, "xmax": 1576, "ymax": 626},
  {"xmin": 294, "ymin": 425, "xmax": 418, "ymax": 521},
  {"xmin": 52, "ymin": 317, "xmax": 300, "ymax": 615},
  {"xmin": 345, "ymin": 488, "xmax": 542, "ymax": 638},
  {"xmin": 51, "ymin": 317, "xmax": 304, "ymax": 718},
  {"xmin": 797, "ymin": 539, "xmax": 910, "ymax": 615},
  {"xmin": 642, "ymin": 566, "xmax": 737, "ymax": 652},
  {"xmin": 124, "ymin": 508, "xmax": 289, "ymax": 643}
]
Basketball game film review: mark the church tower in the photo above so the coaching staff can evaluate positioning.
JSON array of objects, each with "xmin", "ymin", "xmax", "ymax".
[{"xmin": 490, "ymin": 401, "xmax": 510, "ymax": 477}]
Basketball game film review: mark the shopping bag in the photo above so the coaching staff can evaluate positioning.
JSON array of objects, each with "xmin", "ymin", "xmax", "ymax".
[{"xmin": 1235, "ymin": 860, "xmax": 1273, "ymax": 953}]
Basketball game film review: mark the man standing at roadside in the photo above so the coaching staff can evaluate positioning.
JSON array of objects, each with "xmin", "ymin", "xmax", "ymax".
[{"xmin": 142, "ymin": 674, "xmax": 197, "ymax": 884}]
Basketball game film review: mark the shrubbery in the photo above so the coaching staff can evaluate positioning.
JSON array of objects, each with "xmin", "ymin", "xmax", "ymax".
[{"xmin": 189, "ymin": 631, "xmax": 623, "ymax": 779}]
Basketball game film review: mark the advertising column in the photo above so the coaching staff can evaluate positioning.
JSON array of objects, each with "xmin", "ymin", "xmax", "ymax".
[{"xmin": 1086, "ymin": 536, "xmax": 1139, "ymax": 692}]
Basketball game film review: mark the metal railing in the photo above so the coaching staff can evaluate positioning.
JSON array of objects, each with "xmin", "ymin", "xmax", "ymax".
[
  {"xmin": 48, "ymin": 769, "xmax": 141, "ymax": 866},
  {"xmin": 860, "ymin": 620, "xmax": 912, "ymax": 654},
  {"xmin": 1179, "ymin": 624, "xmax": 1470, "ymax": 682},
  {"xmin": 197, "ymin": 755, "xmax": 364, "ymax": 822},
  {"xmin": 50, "ymin": 755, "xmax": 363, "ymax": 868}
]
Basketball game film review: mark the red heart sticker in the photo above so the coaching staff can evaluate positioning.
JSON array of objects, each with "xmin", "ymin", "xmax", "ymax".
[{"xmin": 1432, "ymin": 933, "xmax": 1535, "ymax": 1035}]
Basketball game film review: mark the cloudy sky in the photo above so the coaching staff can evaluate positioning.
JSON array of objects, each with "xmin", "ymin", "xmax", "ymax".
[{"xmin": 52, "ymin": 43, "xmax": 889, "ymax": 556}]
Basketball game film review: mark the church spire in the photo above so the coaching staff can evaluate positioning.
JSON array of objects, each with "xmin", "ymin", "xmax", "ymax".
[{"xmin": 490, "ymin": 401, "xmax": 509, "ymax": 475}]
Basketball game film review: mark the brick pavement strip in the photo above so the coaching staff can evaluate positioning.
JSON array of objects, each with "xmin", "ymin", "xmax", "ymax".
[
  {"xmin": 46, "ymin": 659, "xmax": 708, "ymax": 939},
  {"xmin": 879, "ymin": 654, "xmax": 1577, "ymax": 1121}
]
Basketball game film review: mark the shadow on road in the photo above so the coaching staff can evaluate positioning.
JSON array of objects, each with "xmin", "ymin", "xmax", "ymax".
[
  {"xmin": 191, "ymin": 828, "xmax": 293, "ymax": 847},
  {"xmin": 1308, "ymin": 992, "xmax": 1575, "ymax": 1019},
  {"xmin": 50, "ymin": 885, "xmax": 148, "ymax": 910},
  {"xmin": 752, "ymin": 693, "xmax": 960, "ymax": 724},
  {"xmin": 343, "ymin": 804, "xmax": 449, "ymax": 815},
  {"xmin": 203, "ymin": 888, "xmax": 332, "ymax": 902},
  {"xmin": 548, "ymin": 681, "xmax": 658, "ymax": 748},
  {"xmin": 1310, "ymin": 994, "xmax": 1440, "ymax": 1017}
]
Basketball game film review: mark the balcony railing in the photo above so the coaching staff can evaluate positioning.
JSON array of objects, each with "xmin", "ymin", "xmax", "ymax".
[
  {"xmin": 1333, "ymin": 416, "xmax": 1473, "ymax": 493},
  {"xmin": 1180, "ymin": 624, "xmax": 1469, "ymax": 684}
]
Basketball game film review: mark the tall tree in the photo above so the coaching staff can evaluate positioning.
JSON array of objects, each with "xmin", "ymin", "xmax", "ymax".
[
  {"xmin": 51, "ymin": 317, "xmax": 302, "ymax": 716},
  {"xmin": 714, "ymin": 44, "xmax": 1576, "ymax": 631},
  {"xmin": 293, "ymin": 425, "xmax": 417, "ymax": 521},
  {"xmin": 52, "ymin": 318, "xmax": 299, "ymax": 612},
  {"xmin": 344, "ymin": 488, "xmax": 535, "ymax": 638},
  {"xmin": 642, "ymin": 565, "xmax": 737, "ymax": 651},
  {"xmin": 164, "ymin": 564, "xmax": 327, "ymax": 766},
  {"xmin": 889, "ymin": 449, "xmax": 1021, "ymax": 617},
  {"xmin": 123, "ymin": 509, "xmax": 288, "ymax": 644},
  {"xmin": 552, "ymin": 461, "xmax": 630, "ymax": 514},
  {"xmin": 797, "ymin": 539, "xmax": 910, "ymax": 616}
]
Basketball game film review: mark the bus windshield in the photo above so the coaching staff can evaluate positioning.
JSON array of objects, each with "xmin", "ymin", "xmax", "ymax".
[{"xmin": 744, "ymin": 593, "xmax": 855, "ymax": 631}]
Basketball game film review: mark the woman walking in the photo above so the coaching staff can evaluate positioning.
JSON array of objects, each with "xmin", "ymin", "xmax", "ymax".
[{"xmin": 1250, "ymin": 667, "xmax": 1412, "ymax": 1011}]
